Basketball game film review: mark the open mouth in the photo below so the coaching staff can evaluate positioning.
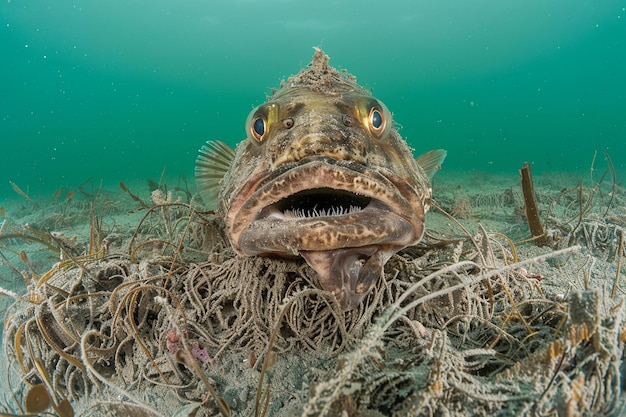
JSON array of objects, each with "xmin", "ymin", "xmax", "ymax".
[
  {"xmin": 227, "ymin": 158, "xmax": 424, "ymax": 257},
  {"xmin": 277, "ymin": 188, "xmax": 372, "ymax": 218}
]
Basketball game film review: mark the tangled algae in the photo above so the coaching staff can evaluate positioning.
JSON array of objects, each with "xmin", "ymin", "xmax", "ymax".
[{"xmin": 1, "ymin": 192, "xmax": 625, "ymax": 417}]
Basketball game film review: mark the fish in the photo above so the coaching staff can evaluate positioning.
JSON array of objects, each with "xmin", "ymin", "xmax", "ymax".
[{"xmin": 195, "ymin": 47, "xmax": 446, "ymax": 310}]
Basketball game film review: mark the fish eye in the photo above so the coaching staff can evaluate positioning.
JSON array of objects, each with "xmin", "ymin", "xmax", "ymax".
[
  {"xmin": 252, "ymin": 116, "xmax": 267, "ymax": 141},
  {"xmin": 369, "ymin": 107, "xmax": 385, "ymax": 134},
  {"xmin": 371, "ymin": 110, "xmax": 382, "ymax": 128}
]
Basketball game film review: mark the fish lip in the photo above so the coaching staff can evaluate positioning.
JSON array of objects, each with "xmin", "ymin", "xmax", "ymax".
[{"xmin": 226, "ymin": 156, "xmax": 425, "ymax": 256}]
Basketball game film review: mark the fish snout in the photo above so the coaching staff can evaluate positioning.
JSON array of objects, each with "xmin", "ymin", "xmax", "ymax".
[{"xmin": 271, "ymin": 131, "xmax": 368, "ymax": 168}]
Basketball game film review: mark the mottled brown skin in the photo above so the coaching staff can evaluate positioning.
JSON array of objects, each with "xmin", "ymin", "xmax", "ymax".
[{"xmin": 216, "ymin": 50, "xmax": 433, "ymax": 309}]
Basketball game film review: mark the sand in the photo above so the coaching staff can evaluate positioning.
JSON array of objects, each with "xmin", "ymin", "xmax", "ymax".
[{"xmin": 0, "ymin": 168, "xmax": 624, "ymax": 417}]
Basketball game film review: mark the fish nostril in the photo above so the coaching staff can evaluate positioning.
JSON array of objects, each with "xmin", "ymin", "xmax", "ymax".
[
  {"xmin": 283, "ymin": 118, "xmax": 294, "ymax": 129},
  {"xmin": 342, "ymin": 114, "xmax": 353, "ymax": 127}
]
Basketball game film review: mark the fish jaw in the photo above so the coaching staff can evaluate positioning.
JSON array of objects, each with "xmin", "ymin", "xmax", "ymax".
[
  {"xmin": 224, "ymin": 156, "xmax": 426, "ymax": 309},
  {"xmin": 226, "ymin": 156, "xmax": 426, "ymax": 257}
]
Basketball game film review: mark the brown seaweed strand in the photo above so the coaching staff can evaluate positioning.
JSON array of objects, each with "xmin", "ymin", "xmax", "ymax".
[
  {"xmin": 520, "ymin": 162, "xmax": 546, "ymax": 246},
  {"xmin": 602, "ymin": 150, "xmax": 617, "ymax": 217},
  {"xmin": 9, "ymin": 181, "xmax": 35, "ymax": 203},
  {"xmin": 611, "ymin": 229, "xmax": 624, "ymax": 299}
]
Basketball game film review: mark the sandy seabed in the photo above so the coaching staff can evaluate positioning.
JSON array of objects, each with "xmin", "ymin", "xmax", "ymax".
[{"xmin": 0, "ymin": 168, "xmax": 625, "ymax": 417}]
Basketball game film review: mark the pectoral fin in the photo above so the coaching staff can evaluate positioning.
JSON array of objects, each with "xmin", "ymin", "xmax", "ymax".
[
  {"xmin": 195, "ymin": 140, "xmax": 236, "ymax": 208},
  {"xmin": 416, "ymin": 149, "xmax": 447, "ymax": 179}
]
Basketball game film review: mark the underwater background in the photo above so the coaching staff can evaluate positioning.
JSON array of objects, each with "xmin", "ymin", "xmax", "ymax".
[
  {"xmin": 1, "ymin": 0, "xmax": 625, "ymax": 196},
  {"xmin": 1, "ymin": 2, "xmax": 626, "ymax": 415}
]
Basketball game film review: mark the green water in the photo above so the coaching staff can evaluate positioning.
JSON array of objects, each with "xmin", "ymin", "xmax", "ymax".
[{"xmin": 1, "ymin": 0, "xmax": 625, "ymax": 197}]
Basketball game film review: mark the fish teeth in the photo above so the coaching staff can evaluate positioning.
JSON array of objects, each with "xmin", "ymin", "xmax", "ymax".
[{"xmin": 284, "ymin": 205, "xmax": 363, "ymax": 219}]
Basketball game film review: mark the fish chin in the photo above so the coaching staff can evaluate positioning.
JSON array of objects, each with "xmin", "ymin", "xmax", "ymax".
[{"xmin": 301, "ymin": 247, "xmax": 394, "ymax": 311}]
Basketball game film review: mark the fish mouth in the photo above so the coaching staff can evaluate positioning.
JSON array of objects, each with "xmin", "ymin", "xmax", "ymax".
[
  {"xmin": 272, "ymin": 188, "xmax": 372, "ymax": 220},
  {"xmin": 227, "ymin": 156, "xmax": 425, "ymax": 257},
  {"xmin": 226, "ymin": 156, "xmax": 426, "ymax": 310}
]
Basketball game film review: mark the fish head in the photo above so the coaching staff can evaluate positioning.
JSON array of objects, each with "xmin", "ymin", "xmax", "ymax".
[{"xmin": 196, "ymin": 48, "xmax": 445, "ymax": 309}]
